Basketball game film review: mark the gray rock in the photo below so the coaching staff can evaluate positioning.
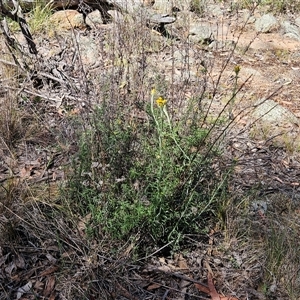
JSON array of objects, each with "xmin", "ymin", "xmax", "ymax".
[
  {"xmin": 252, "ymin": 99, "xmax": 299, "ymax": 126},
  {"xmin": 243, "ymin": 10, "xmax": 256, "ymax": 24},
  {"xmin": 109, "ymin": 0, "xmax": 176, "ymax": 24},
  {"xmin": 148, "ymin": 12, "xmax": 176, "ymax": 24},
  {"xmin": 85, "ymin": 10, "xmax": 103, "ymax": 28},
  {"xmin": 281, "ymin": 20, "xmax": 300, "ymax": 41},
  {"xmin": 208, "ymin": 40, "xmax": 235, "ymax": 50},
  {"xmin": 175, "ymin": 10, "xmax": 198, "ymax": 28},
  {"xmin": 255, "ymin": 14, "xmax": 279, "ymax": 33},
  {"xmin": 165, "ymin": 69, "xmax": 198, "ymax": 84},
  {"xmin": 172, "ymin": 49, "xmax": 195, "ymax": 64},
  {"xmin": 78, "ymin": 36, "xmax": 100, "ymax": 67},
  {"xmin": 206, "ymin": 4, "xmax": 223, "ymax": 17},
  {"xmin": 152, "ymin": 0, "xmax": 189, "ymax": 12},
  {"xmin": 295, "ymin": 17, "xmax": 300, "ymax": 27},
  {"xmin": 173, "ymin": 50, "xmax": 186, "ymax": 61},
  {"xmin": 251, "ymin": 200, "xmax": 267, "ymax": 214},
  {"xmin": 106, "ymin": 0, "xmax": 141, "ymax": 13},
  {"xmin": 241, "ymin": 67, "xmax": 261, "ymax": 77},
  {"xmin": 107, "ymin": 9, "xmax": 126, "ymax": 23},
  {"xmin": 152, "ymin": 0, "xmax": 173, "ymax": 13},
  {"xmin": 251, "ymin": 99, "xmax": 300, "ymax": 150},
  {"xmin": 189, "ymin": 24, "xmax": 214, "ymax": 44}
]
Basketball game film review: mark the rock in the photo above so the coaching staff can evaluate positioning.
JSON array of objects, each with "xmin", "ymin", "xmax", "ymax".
[
  {"xmin": 208, "ymin": 40, "xmax": 235, "ymax": 50},
  {"xmin": 152, "ymin": 0, "xmax": 173, "ymax": 13},
  {"xmin": 107, "ymin": 10, "xmax": 126, "ymax": 23},
  {"xmin": 148, "ymin": 12, "xmax": 176, "ymax": 24},
  {"xmin": 189, "ymin": 24, "xmax": 214, "ymax": 44},
  {"xmin": 78, "ymin": 36, "xmax": 100, "ymax": 67},
  {"xmin": 255, "ymin": 14, "xmax": 279, "ymax": 33},
  {"xmin": 107, "ymin": 0, "xmax": 141, "ymax": 13},
  {"xmin": 281, "ymin": 20, "xmax": 300, "ymax": 41},
  {"xmin": 252, "ymin": 99, "xmax": 299, "ymax": 126},
  {"xmin": 175, "ymin": 10, "xmax": 198, "ymax": 27},
  {"xmin": 251, "ymin": 99, "xmax": 299, "ymax": 150},
  {"xmin": 172, "ymin": 49, "xmax": 195, "ymax": 64},
  {"xmin": 206, "ymin": 4, "xmax": 223, "ymax": 17},
  {"xmin": 142, "ymin": 0, "xmax": 155, "ymax": 6},
  {"xmin": 295, "ymin": 17, "xmax": 300, "ymax": 27},
  {"xmin": 163, "ymin": 68, "xmax": 198, "ymax": 84},
  {"xmin": 50, "ymin": 10, "xmax": 86, "ymax": 31},
  {"xmin": 243, "ymin": 10, "xmax": 256, "ymax": 24},
  {"xmin": 251, "ymin": 200, "xmax": 267, "ymax": 214},
  {"xmin": 152, "ymin": 0, "xmax": 188, "ymax": 12},
  {"xmin": 85, "ymin": 10, "xmax": 104, "ymax": 28},
  {"xmin": 240, "ymin": 67, "xmax": 261, "ymax": 78},
  {"xmin": 107, "ymin": 1, "xmax": 176, "ymax": 25}
]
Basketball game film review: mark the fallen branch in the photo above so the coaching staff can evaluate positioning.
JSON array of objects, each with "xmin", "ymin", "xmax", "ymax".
[{"xmin": 0, "ymin": 0, "xmax": 37, "ymax": 54}]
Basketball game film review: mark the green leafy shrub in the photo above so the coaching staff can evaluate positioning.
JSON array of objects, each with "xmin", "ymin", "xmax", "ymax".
[{"xmin": 65, "ymin": 85, "xmax": 232, "ymax": 250}]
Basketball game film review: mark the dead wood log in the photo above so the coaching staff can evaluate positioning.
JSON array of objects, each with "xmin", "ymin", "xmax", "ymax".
[{"xmin": 0, "ymin": 0, "xmax": 37, "ymax": 54}]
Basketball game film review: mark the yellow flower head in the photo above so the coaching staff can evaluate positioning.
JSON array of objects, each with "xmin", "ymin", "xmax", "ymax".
[
  {"xmin": 151, "ymin": 88, "xmax": 156, "ymax": 96},
  {"xmin": 156, "ymin": 96, "xmax": 167, "ymax": 107},
  {"xmin": 234, "ymin": 65, "xmax": 241, "ymax": 74}
]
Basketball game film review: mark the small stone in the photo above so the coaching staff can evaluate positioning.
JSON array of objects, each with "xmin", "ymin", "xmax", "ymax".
[
  {"xmin": 107, "ymin": 10, "xmax": 126, "ymax": 23},
  {"xmin": 243, "ymin": 10, "xmax": 256, "ymax": 24},
  {"xmin": 213, "ymin": 258, "xmax": 222, "ymax": 265},
  {"xmin": 251, "ymin": 200, "xmax": 267, "ymax": 213},
  {"xmin": 153, "ymin": 0, "xmax": 174, "ymax": 13},
  {"xmin": 142, "ymin": 0, "xmax": 155, "ymax": 6},
  {"xmin": 255, "ymin": 14, "xmax": 279, "ymax": 33},
  {"xmin": 175, "ymin": 10, "xmax": 198, "ymax": 30},
  {"xmin": 295, "ymin": 17, "xmax": 300, "ymax": 27},
  {"xmin": 85, "ymin": 10, "xmax": 103, "ymax": 28},
  {"xmin": 206, "ymin": 4, "xmax": 223, "ymax": 17},
  {"xmin": 252, "ymin": 99, "xmax": 299, "ymax": 126},
  {"xmin": 281, "ymin": 21, "xmax": 300, "ymax": 41},
  {"xmin": 189, "ymin": 25, "xmax": 214, "ymax": 44},
  {"xmin": 209, "ymin": 40, "xmax": 234, "ymax": 50},
  {"xmin": 50, "ymin": 10, "xmax": 86, "ymax": 31},
  {"xmin": 78, "ymin": 36, "xmax": 100, "ymax": 67},
  {"xmin": 149, "ymin": 13, "xmax": 176, "ymax": 24}
]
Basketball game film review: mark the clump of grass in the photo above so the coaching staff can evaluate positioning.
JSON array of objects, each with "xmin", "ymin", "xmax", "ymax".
[
  {"xmin": 0, "ymin": 90, "xmax": 43, "ymax": 149},
  {"xmin": 224, "ymin": 190, "xmax": 300, "ymax": 299},
  {"xmin": 0, "ymin": 52, "xmax": 24, "ymax": 147},
  {"xmin": 27, "ymin": 1, "xmax": 54, "ymax": 34},
  {"xmin": 0, "ymin": 99, "xmax": 25, "ymax": 148},
  {"xmin": 6, "ymin": 1, "xmax": 53, "ymax": 34},
  {"xmin": 261, "ymin": 194, "xmax": 300, "ymax": 299}
]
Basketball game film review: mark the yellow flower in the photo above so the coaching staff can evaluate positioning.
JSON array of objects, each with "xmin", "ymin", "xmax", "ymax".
[
  {"xmin": 234, "ymin": 65, "xmax": 241, "ymax": 74},
  {"xmin": 151, "ymin": 88, "xmax": 156, "ymax": 96},
  {"xmin": 156, "ymin": 96, "xmax": 167, "ymax": 107}
]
